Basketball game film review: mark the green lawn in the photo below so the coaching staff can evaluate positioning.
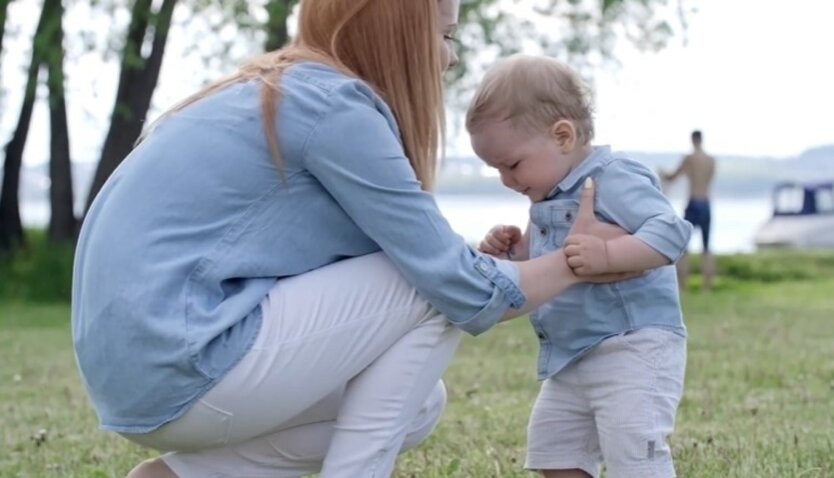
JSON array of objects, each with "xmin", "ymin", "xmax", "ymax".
[{"xmin": 2, "ymin": 257, "xmax": 833, "ymax": 477}]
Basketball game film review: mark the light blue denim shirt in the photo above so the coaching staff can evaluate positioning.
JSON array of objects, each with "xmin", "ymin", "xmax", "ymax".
[
  {"xmin": 71, "ymin": 62, "xmax": 525, "ymax": 433},
  {"xmin": 529, "ymin": 146, "xmax": 692, "ymax": 380}
]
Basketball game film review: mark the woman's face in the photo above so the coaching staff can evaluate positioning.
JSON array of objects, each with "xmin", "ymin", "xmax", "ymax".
[{"xmin": 438, "ymin": 0, "xmax": 460, "ymax": 71}]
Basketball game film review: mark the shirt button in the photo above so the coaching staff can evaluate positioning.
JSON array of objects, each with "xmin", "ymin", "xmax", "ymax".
[
  {"xmin": 539, "ymin": 228, "xmax": 546, "ymax": 235},
  {"xmin": 566, "ymin": 212, "xmax": 573, "ymax": 221},
  {"xmin": 537, "ymin": 332, "xmax": 545, "ymax": 339},
  {"xmin": 478, "ymin": 262, "xmax": 488, "ymax": 272}
]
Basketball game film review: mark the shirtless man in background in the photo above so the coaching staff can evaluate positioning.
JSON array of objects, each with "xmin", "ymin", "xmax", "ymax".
[{"xmin": 663, "ymin": 130, "xmax": 717, "ymax": 291}]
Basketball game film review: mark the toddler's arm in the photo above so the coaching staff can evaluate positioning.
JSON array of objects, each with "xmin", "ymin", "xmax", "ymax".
[
  {"xmin": 564, "ymin": 233, "xmax": 668, "ymax": 275},
  {"xmin": 565, "ymin": 159, "xmax": 692, "ymax": 276}
]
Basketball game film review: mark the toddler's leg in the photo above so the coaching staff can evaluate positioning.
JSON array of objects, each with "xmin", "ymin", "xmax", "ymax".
[
  {"xmin": 525, "ymin": 367, "xmax": 602, "ymax": 478},
  {"xmin": 583, "ymin": 328, "xmax": 686, "ymax": 478}
]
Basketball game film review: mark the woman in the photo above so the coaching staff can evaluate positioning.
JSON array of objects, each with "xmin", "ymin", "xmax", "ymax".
[{"xmin": 72, "ymin": 0, "xmax": 624, "ymax": 476}]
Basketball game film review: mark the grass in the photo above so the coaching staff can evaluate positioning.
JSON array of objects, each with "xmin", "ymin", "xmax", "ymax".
[
  {"xmin": 1, "ymin": 253, "xmax": 833, "ymax": 477},
  {"xmin": 0, "ymin": 231, "xmax": 74, "ymax": 303}
]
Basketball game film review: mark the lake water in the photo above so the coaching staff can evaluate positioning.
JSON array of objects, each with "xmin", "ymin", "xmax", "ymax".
[
  {"xmin": 22, "ymin": 194, "xmax": 772, "ymax": 254},
  {"xmin": 435, "ymin": 194, "xmax": 773, "ymax": 254}
]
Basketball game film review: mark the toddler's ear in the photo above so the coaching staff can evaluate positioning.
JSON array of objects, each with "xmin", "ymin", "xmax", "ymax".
[{"xmin": 550, "ymin": 120, "xmax": 576, "ymax": 151}]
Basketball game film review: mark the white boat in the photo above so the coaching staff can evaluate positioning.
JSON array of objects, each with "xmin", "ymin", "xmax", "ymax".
[{"xmin": 754, "ymin": 181, "xmax": 834, "ymax": 249}]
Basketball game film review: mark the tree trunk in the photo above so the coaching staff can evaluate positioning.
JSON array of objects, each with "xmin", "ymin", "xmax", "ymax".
[
  {"xmin": 264, "ymin": 0, "xmax": 296, "ymax": 51},
  {"xmin": 0, "ymin": 0, "xmax": 50, "ymax": 251},
  {"xmin": 85, "ymin": 0, "xmax": 178, "ymax": 212},
  {"xmin": 43, "ymin": 0, "xmax": 76, "ymax": 243}
]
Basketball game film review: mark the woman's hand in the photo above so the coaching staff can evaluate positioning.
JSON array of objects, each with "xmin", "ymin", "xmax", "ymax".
[
  {"xmin": 566, "ymin": 177, "xmax": 627, "ymax": 240},
  {"xmin": 565, "ymin": 178, "xmax": 642, "ymax": 281},
  {"xmin": 500, "ymin": 178, "xmax": 640, "ymax": 322}
]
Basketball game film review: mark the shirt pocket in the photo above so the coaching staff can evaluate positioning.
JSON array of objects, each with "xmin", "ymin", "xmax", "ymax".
[{"xmin": 543, "ymin": 199, "xmax": 579, "ymax": 248}]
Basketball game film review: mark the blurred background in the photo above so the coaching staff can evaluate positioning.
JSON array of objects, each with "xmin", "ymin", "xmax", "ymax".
[
  {"xmin": 1, "ymin": 2, "xmax": 833, "ymax": 476},
  {"xmin": 2, "ymin": 0, "xmax": 833, "ymax": 262}
]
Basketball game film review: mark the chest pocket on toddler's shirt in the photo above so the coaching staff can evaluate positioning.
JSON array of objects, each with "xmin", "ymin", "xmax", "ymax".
[{"xmin": 531, "ymin": 199, "xmax": 579, "ymax": 251}]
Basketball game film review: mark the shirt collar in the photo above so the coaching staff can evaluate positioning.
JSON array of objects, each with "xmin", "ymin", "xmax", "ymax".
[{"xmin": 544, "ymin": 145, "xmax": 611, "ymax": 200}]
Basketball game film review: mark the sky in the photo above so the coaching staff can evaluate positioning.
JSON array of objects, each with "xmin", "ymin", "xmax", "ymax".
[
  {"xmin": 2, "ymin": 0, "xmax": 833, "ymax": 165},
  {"xmin": 588, "ymin": 0, "xmax": 834, "ymax": 159}
]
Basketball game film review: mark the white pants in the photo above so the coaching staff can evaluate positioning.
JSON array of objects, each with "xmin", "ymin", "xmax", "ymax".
[{"xmin": 126, "ymin": 253, "xmax": 462, "ymax": 477}]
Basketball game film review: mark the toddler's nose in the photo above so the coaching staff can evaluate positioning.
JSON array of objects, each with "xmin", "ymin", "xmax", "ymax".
[{"xmin": 500, "ymin": 174, "xmax": 517, "ymax": 189}]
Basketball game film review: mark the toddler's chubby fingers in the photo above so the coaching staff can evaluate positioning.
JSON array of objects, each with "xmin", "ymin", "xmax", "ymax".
[
  {"xmin": 485, "ymin": 235, "xmax": 509, "ymax": 251},
  {"xmin": 567, "ymin": 255, "xmax": 585, "ymax": 270},
  {"xmin": 564, "ymin": 243, "xmax": 582, "ymax": 257},
  {"xmin": 488, "ymin": 225, "xmax": 518, "ymax": 247},
  {"xmin": 574, "ymin": 266, "xmax": 594, "ymax": 276},
  {"xmin": 495, "ymin": 230, "xmax": 516, "ymax": 246},
  {"xmin": 564, "ymin": 234, "xmax": 591, "ymax": 247},
  {"xmin": 478, "ymin": 241, "xmax": 501, "ymax": 256},
  {"xmin": 502, "ymin": 225, "xmax": 523, "ymax": 242}
]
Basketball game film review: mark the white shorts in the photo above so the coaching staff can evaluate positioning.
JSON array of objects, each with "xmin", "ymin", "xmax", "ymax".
[{"xmin": 525, "ymin": 327, "xmax": 686, "ymax": 478}]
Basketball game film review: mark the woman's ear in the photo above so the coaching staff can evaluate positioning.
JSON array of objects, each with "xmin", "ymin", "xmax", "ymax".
[{"xmin": 550, "ymin": 120, "xmax": 577, "ymax": 153}]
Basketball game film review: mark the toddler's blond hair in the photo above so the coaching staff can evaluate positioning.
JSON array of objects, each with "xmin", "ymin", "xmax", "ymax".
[{"xmin": 466, "ymin": 54, "xmax": 594, "ymax": 145}]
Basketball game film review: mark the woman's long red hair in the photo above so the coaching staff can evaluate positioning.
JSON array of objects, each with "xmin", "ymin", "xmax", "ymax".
[{"xmin": 152, "ymin": 0, "xmax": 444, "ymax": 189}]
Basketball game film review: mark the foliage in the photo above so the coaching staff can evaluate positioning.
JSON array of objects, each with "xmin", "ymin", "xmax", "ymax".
[
  {"xmin": 446, "ymin": 0, "xmax": 689, "ymax": 109},
  {"xmin": 0, "ymin": 230, "xmax": 74, "ymax": 303},
  {"xmin": 1, "ymin": 0, "xmax": 692, "ymax": 246},
  {"xmin": 684, "ymin": 251, "xmax": 834, "ymax": 292},
  {"xmin": 58, "ymin": 0, "xmax": 688, "ymax": 111},
  {"xmin": 5, "ymin": 241, "xmax": 834, "ymax": 304}
]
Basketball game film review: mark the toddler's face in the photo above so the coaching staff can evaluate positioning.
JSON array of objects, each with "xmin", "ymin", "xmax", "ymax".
[{"xmin": 471, "ymin": 119, "xmax": 574, "ymax": 202}]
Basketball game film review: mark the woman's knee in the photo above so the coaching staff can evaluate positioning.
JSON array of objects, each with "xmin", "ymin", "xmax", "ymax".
[{"xmin": 402, "ymin": 380, "xmax": 448, "ymax": 450}]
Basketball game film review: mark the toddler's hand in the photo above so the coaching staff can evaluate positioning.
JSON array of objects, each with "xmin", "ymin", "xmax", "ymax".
[
  {"xmin": 564, "ymin": 234, "xmax": 611, "ymax": 275},
  {"xmin": 478, "ymin": 225, "xmax": 522, "ymax": 258}
]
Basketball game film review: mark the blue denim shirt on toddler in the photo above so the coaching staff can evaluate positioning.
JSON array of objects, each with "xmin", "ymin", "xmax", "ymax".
[{"xmin": 529, "ymin": 146, "xmax": 692, "ymax": 379}]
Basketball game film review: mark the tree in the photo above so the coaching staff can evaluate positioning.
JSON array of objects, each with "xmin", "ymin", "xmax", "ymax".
[
  {"xmin": 44, "ymin": 0, "xmax": 75, "ymax": 243},
  {"xmin": 84, "ymin": 0, "xmax": 299, "ymax": 210},
  {"xmin": 0, "ymin": 0, "xmax": 77, "ymax": 250},
  {"xmin": 0, "ymin": 0, "xmax": 53, "ymax": 251},
  {"xmin": 437, "ymin": 0, "xmax": 686, "ymax": 143},
  {"xmin": 85, "ymin": 0, "xmax": 178, "ymax": 212},
  {"xmin": 80, "ymin": 0, "xmax": 684, "ymax": 214},
  {"xmin": 264, "ymin": 0, "xmax": 297, "ymax": 51},
  {"xmin": 450, "ymin": 0, "xmax": 683, "ymax": 102}
]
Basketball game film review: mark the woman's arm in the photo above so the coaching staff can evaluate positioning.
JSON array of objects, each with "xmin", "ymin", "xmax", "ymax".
[
  {"xmin": 500, "ymin": 249, "xmax": 576, "ymax": 321},
  {"xmin": 303, "ymin": 81, "xmax": 527, "ymax": 335},
  {"xmin": 501, "ymin": 178, "xmax": 639, "ymax": 321},
  {"xmin": 301, "ymin": 80, "xmax": 632, "ymax": 333}
]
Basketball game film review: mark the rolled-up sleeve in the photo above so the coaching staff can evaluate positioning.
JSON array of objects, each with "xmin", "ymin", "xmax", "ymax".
[
  {"xmin": 301, "ymin": 80, "xmax": 525, "ymax": 335},
  {"xmin": 596, "ymin": 158, "xmax": 693, "ymax": 262}
]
